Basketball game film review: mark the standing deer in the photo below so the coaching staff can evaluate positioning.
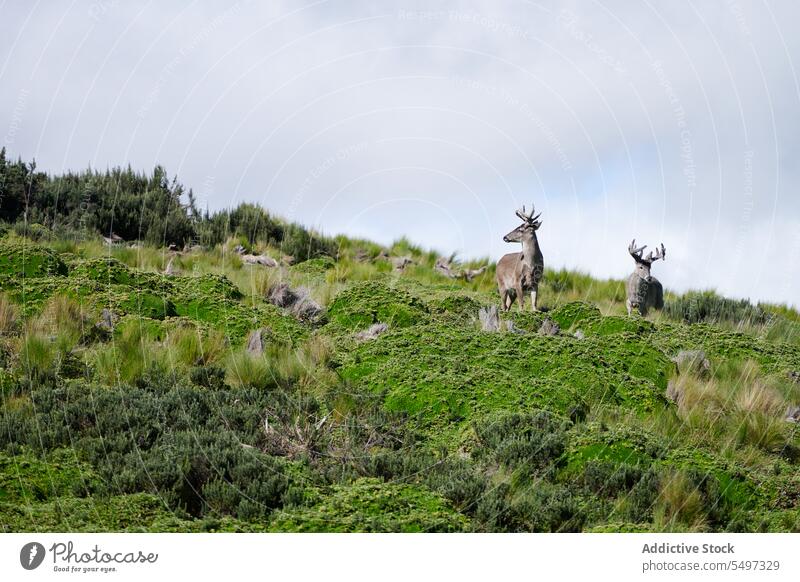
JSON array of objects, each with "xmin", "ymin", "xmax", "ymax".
[
  {"xmin": 626, "ymin": 239, "xmax": 666, "ymax": 316},
  {"xmin": 496, "ymin": 205, "xmax": 544, "ymax": 311}
]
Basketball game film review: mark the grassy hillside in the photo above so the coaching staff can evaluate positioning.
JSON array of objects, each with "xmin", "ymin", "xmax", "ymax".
[{"xmin": 1, "ymin": 228, "xmax": 799, "ymax": 533}]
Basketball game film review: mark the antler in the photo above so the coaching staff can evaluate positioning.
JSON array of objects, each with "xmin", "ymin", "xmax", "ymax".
[
  {"xmin": 646, "ymin": 243, "xmax": 666, "ymax": 263},
  {"xmin": 628, "ymin": 239, "xmax": 647, "ymax": 261},
  {"xmin": 515, "ymin": 204, "xmax": 542, "ymax": 224},
  {"xmin": 629, "ymin": 240, "xmax": 666, "ymax": 264}
]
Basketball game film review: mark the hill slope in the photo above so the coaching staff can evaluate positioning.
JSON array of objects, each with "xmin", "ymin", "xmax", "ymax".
[{"xmin": 0, "ymin": 230, "xmax": 799, "ymax": 533}]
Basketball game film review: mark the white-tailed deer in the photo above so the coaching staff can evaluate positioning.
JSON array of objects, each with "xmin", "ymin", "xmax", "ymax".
[
  {"xmin": 626, "ymin": 239, "xmax": 665, "ymax": 316},
  {"xmin": 496, "ymin": 205, "xmax": 544, "ymax": 311}
]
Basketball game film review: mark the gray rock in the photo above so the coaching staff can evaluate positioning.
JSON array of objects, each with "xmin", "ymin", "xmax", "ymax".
[
  {"xmin": 246, "ymin": 328, "xmax": 268, "ymax": 355},
  {"xmin": 435, "ymin": 256, "xmax": 457, "ymax": 278},
  {"xmin": 786, "ymin": 406, "xmax": 800, "ymax": 423},
  {"xmin": 391, "ymin": 256, "xmax": 414, "ymax": 271},
  {"xmin": 291, "ymin": 291, "xmax": 323, "ymax": 322},
  {"xmin": 268, "ymin": 282, "xmax": 298, "ymax": 308},
  {"xmin": 538, "ymin": 318, "xmax": 560, "ymax": 336},
  {"xmin": 573, "ymin": 329, "xmax": 586, "ymax": 340},
  {"xmin": 242, "ymin": 254, "xmax": 278, "ymax": 267},
  {"xmin": 462, "ymin": 266, "xmax": 487, "ymax": 282},
  {"xmin": 96, "ymin": 308, "xmax": 116, "ymax": 331},
  {"xmin": 164, "ymin": 256, "xmax": 176, "ymax": 276},
  {"xmin": 478, "ymin": 306, "xmax": 500, "ymax": 332},
  {"xmin": 504, "ymin": 320, "xmax": 526, "ymax": 334},
  {"xmin": 267, "ymin": 283, "xmax": 322, "ymax": 322},
  {"xmin": 356, "ymin": 323, "xmax": 389, "ymax": 341}
]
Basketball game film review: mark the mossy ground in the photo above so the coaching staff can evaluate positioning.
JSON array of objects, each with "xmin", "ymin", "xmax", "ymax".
[{"xmin": 1, "ymin": 232, "xmax": 799, "ymax": 532}]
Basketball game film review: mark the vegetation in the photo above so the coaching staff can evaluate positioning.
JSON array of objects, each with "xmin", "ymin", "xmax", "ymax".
[
  {"xmin": 0, "ymin": 148, "xmax": 335, "ymax": 258},
  {"xmin": 1, "ymin": 154, "xmax": 800, "ymax": 532}
]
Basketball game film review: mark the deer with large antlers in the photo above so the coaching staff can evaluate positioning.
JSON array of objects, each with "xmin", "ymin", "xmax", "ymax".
[
  {"xmin": 496, "ymin": 205, "xmax": 544, "ymax": 311},
  {"xmin": 626, "ymin": 239, "xmax": 666, "ymax": 316}
]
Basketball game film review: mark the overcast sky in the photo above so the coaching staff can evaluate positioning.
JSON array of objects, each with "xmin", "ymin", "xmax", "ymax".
[{"xmin": 1, "ymin": 1, "xmax": 799, "ymax": 305}]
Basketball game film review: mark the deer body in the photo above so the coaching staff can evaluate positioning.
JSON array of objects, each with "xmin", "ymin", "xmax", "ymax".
[
  {"xmin": 497, "ymin": 205, "xmax": 544, "ymax": 311},
  {"xmin": 626, "ymin": 240, "xmax": 666, "ymax": 316},
  {"xmin": 626, "ymin": 272, "xmax": 664, "ymax": 316}
]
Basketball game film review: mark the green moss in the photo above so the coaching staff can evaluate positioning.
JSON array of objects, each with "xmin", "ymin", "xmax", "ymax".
[
  {"xmin": 549, "ymin": 301, "xmax": 601, "ymax": 330},
  {"xmin": 0, "ymin": 237, "xmax": 67, "ymax": 279},
  {"xmin": 176, "ymin": 273, "xmax": 243, "ymax": 301},
  {"xmin": 290, "ymin": 256, "xmax": 335, "ymax": 274},
  {"xmin": 428, "ymin": 294, "xmax": 485, "ymax": 324},
  {"xmin": 121, "ymin": 291, "xmax": 176, "ymax": 320},
  {"xmin": 563, "ymin": 442, "xmax": 653, "ymax": 478},
  {"xmin": 582, "ymin": 315, "xmax": 655, "ymax": 336},
  {"xmin": 327, "ymin": 281, "xmax": 429, "ymax": 331},
  {"xmin": 268, "ymin": 478, "xmax": 468, "ymax": 532},
  {"xmin": 70, "ymin": 257, "xmax": 135, "ymax": 285},
  {"xmin": 0, "ymin": 449, "xmax": 100, "ymax": 503},
  {"xmin": 653, "ymin": 322, "xmax": 800, "ymax": 374},
  {"xmin": 337, "ymin": 324, "xmax": 673, "ymax": 436},
  {"xmin": 563, "ymin": 422, "xmax": 668, "ymax": 478},
  {"xmin": 663, "ymin": 448, "xmax": 762, "ymax": 511},
  {"xmin": 587, "ymin": 522, "xmax": 653, "ymax": 533},
  {"xmin": 751, "ymin": 509, "xmax": 800, "ymax": 532},
  {"xmin": 0, "ymin": 276, "xmax": 75, "ymax": 317},
  {"xmin": 0, "ymin": 493, "xmax": 255, "ymax": 532},
  {"xmin": 506, "ymin": 310, "xmax": 548, "ymax": 333}
]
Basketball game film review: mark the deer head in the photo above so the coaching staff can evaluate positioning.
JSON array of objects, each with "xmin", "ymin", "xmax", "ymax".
[
  {"xmin": 628, "ymin": 239, "xmax": 665, "ymax": 282},
  {"xmin": 503, "ymin": 204, "xmax": 542, "ymax": 243}
]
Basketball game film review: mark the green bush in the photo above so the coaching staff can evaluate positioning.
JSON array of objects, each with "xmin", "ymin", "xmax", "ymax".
[
  {"xmin": 665, "ymin": 291, "xmax": 771, "ymax": 325},
  {"xmin": 269, "ymin": 478, "xmax": 468, "ymax": 532}
]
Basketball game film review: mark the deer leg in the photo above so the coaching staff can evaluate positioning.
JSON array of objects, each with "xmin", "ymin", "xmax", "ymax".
[
  {"xmin": 530, "ymin": 288, "xmax": 538, "ymax": 312},
  {"xmin": 516, "ymin": 286, "xmax": 525, "ymax": 311},
  {"xmin": 626, "ymin": 300, "xmax": 632, "ymax": 316}
]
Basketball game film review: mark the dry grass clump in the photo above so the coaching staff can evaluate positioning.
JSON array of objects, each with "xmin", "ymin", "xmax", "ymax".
[
  {"xmin": 224, "ymin": 334, "xmax": 335, "ymax": 393},
  {"xmin": 0, "ymin": 293, "xmax": 18, "ymax": 334},
  {"xmin": 166, "ymin": 326, "xmax": 227, "ymax": 368},
  {"xmin": 30, "ymin": 295, "xmax": 90, "ymax": 349},
  {"xmin": 653, "ymin": 470, "xmax": 708, "ymax": 531},
  {"xmin": 668, "ymin": 359, "xmax": 796, "ymax": 454},
  {"xmin": 93, "ymin": 323, "xmax": 167, "ymax": 386}
]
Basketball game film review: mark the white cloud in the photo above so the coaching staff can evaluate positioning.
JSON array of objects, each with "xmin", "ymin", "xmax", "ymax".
[{"xmin": 1, "ymin": 0, "xmax": 798, "ymax": 305}]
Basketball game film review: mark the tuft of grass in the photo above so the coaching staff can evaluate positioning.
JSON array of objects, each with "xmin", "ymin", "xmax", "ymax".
[
  {"xmin": 31, "ymin": 294, "xmax": 89, "ymax": 351},
  {"xmin": 0, "ymin": 293, "xmax": 19, "ymax": 334},
  {"xmin": 94, "ymin": 323, "xmax": 167, "ymax": 386},
  {"xmin": 166, "ymin": 326, "xmax": 227, "ymax": 368},
  {"xmin": 669, "ymin": 359, "xmax": 795, "ymax": 454},
  {"xmin": 18, "ymin": 333, "xmax": 58, "ymax": 382},
  {"xmin": 653, "ymin": 470, "xmax": 707, "ymax": 531},
  {"xmin": 224, "ymin": 350, "xmax": 275, "ymax": 390}
]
